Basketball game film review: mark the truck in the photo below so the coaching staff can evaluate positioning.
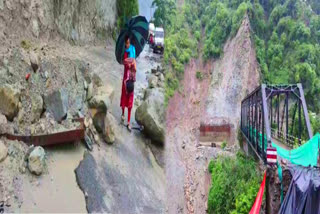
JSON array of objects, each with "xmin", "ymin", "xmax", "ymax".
[{"xmin": 153, "ymin": 27, "xmax": 164, "ymax": 54}]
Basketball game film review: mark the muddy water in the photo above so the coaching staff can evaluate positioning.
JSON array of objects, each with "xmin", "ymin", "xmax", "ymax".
[{"xmin": 18, "ymin": 143, "xmax": 86, "ymax": 213}]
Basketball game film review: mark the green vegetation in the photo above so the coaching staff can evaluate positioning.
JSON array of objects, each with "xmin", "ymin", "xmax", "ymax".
[
  {"xmin": 196, "ymin": 71, "xmax": 203, "ymax": 80},
  {"xmin": 154, "ymin": 0, "xmax": 320, "ymax": 131},
  {"xmin": 221, "ymin": 140, "xmax": 227, "ymax": 149},
  {"xmin": 152, "ymin": 0, "xmax": 198, "ymax": 104},
  {"xmin": 116, "ymin": 0, "xmax": 139, "ymax": 30},
  {"xmin": 207, "ymin": 152, "xmax": 262, "ymax": 214}
]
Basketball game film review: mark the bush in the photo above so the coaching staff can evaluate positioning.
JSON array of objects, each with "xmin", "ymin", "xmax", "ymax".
[
  {"xmin": 196, "ymin": 71, "xmax": 203, "ymax": 80},
  {"xmin": 194, "ymin": 31, "xmax": 201, "ymax": 41},
  {"xmin": 207, "ymin": 152, "xmax": 261, "ymax": 214},
  {"xmin": 116, "ymin": 0, "xmax": 139, "ymax": 29},
  {"xmin": 221, "ymin": 140, "xmax": 227, "ymax": 149}
]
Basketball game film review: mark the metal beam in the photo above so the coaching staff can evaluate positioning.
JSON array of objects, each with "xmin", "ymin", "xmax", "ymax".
[
  {"xmin": 297, "ymin": 83, "xmax": 313, "ymax": 139},
  {"xmin": 261, "ymin": 84, "xmax": 272, "ymax": 148}
]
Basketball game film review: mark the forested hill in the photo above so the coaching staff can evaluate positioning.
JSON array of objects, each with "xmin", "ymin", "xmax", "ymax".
[{"xmin": 153, "ymin": 0, "xmax": 320, "ymax": 132}]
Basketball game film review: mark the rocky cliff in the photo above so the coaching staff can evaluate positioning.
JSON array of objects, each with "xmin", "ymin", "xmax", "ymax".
[{"xmin": 0, "ymin": 0, "xmax": 117, "ymax": 48}]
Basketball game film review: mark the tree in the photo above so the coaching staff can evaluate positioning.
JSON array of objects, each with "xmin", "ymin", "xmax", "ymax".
[
  {"xmin": 116, "ymin": 0, "xmax": 139, "ymax": 29},
  {"xmin": 152, "ymin": 0, "xmax": 176, "ymax": 27}
]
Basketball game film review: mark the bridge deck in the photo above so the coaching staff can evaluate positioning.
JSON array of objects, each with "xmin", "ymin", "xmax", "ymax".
[{"xmin": 271, "ymin": 138, "xmax": 291, "ymax": 150}]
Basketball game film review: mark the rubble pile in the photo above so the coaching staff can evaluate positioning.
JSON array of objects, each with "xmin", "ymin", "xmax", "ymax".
[{"xmin": 0, "ymin": 45, "xmax": 97, "ymax": 136}]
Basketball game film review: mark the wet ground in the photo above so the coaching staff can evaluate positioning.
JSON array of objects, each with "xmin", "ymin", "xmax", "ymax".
[
  {"xmin": 0, "ymin": 43, "xmax": 165, "ymax": 213},
  {"xmin": 74, "ymin": 44, "xmax": 166, "ymax": 213}
]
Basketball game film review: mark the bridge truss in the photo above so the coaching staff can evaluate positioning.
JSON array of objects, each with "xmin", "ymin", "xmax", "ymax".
[{"xmin": 240, "ymin": 84, "xmax": 313, "ymax": 162}]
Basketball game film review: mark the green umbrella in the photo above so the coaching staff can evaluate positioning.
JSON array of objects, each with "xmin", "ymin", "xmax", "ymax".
[{"xmin": 115, "ymin": 16, "xmax": 149, "ymax": 64}]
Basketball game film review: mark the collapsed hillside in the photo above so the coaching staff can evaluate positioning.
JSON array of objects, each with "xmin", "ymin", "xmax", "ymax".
[
  {"xmin": 200, "ymin": 15, "xmax": 260, "ymax": 145},
  {"xmin": 0, "ymin": 0, "xmax": 117, "ymax": 50}
]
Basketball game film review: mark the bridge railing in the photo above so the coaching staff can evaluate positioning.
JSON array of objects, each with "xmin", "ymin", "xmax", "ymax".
[{"xmin": 240, "ymin": 84, "xmax": 313, "ymax": 163}]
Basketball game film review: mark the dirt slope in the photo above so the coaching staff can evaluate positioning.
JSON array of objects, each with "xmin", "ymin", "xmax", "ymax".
[
  {"xmin": 201, "ymin": 15, "xmax": 260, "ymax": 145},
  {"xmin": 165, "ymin": 15, "xmax": 260, "ymax": 213}
]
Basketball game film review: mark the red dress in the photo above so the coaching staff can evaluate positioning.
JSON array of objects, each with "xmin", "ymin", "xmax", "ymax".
[{"xmin": 120, "ymin": 52, "xmax": 134, "ymax": 108}]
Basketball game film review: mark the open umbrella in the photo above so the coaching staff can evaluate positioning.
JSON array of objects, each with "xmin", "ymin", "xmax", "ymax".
[{"xmin": 115, "ymin": 16, "xmax": 149, "ymax": 64}]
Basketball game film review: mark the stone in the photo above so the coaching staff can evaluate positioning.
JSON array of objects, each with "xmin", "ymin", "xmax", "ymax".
[
  {"xmin": 28, "ymin": 146, "xmax": 45, "ymax": 176},
  {"xmin": 93, "ymin": 112, "xmax": 105, "ymax": 133},
  {"xmin": 104, "ymin": 113, "xmax": 116, "ymax": 144},
  {"xmin": 92, "ymin": 112, "xmax": 115, "ymax": 144},
  {"xmin": 0, "ymin": 141, "xmax": 8, "ymax": 162},
  {"xmin": 148, "ymin": 75, "xmax": 158, "ymax": 88},
  {"xmin": 44, "ymin": 88, "xmax": 68, "ymax": 122},
  {"xmin": 88, "ymin": 85, "xmax": 114, "ymax": 114},
  {"xmin": 0, "ymin": 84, "xmax": 20, "ymax": 121},
  {"xmin": 31, "ymin": 94, "xmax": 43, "ymax": 123},
  {"xmin": 135, "ymin": 88, "xmax": 165, "ymax": 145},
  {"xmin": 0, "ymin": 113, "xmax": 13, "ymax": 135}
]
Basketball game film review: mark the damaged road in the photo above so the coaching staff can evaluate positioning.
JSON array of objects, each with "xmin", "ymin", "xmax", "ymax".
[{"xmin": 74, "ymin": 44, "xmax": 166, "ymax": 213}]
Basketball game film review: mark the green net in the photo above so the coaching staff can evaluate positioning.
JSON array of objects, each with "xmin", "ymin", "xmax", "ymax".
[
  {"xmin": 272, "ymin": 133, "xmax": 320, "ymax": 167},
  {"xmin": 246, "ymin": 126, "xmax": 320, "ymax": 166}
]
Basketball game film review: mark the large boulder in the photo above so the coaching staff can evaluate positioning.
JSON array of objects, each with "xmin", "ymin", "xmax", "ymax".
[
  {"xmin": 28, "ymin": 146, "xmax": 45, "ymax": 176},
  {"xmin": 104, "ymin": 113, "xmax": 116, "ymax": 144},
  {"xmin": 0, "ymin": 84, "xmax": 20, "ymax": 121},
  {"xmin": 44, "ymin": 88, "xmax": 68, "ymax": 121},
  {"xmin": 93, "ymin": 112, "xmax": 116, "ymax": 144},
  {"xmin": 0, "ymin": 141, "xmax": 8, "ymax": 162},
  {"xmin": 88, "ymin": 85, "xmax": 114, "ymax": 114},
  {"xmin": 135, "ymin": 88, "xmax": 165, "ymax": 145}
]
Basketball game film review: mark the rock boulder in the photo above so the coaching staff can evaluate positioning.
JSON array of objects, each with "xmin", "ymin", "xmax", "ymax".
[
  {"xmin": 88, "ymin": 85, "xmax": 114, "ymax": 114},
  {"xmin": 44, "ymin": 88, "xmax": 68, "ymax": 121},
  {"xmin": 93, "ymin": 112, "xmax": 116, "ymax": 144},
  {"xmin": 135, "ymin": 88, "xmax": 165, "ymax": 145},
  {"xmin": 0, "ymin": 84, "xmax": 20, "ymax": 121},
  {"xmin": 28, "ymin": 146, "xmax": 45, "ymax": 175}
]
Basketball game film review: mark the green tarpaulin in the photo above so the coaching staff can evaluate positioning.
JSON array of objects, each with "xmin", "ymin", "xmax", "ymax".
[{"xmin": 272, "ymin": 133, "xmax": 320, "ymax": 167}]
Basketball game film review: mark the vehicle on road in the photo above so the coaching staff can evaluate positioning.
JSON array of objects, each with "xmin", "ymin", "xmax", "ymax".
[{"xmin": 153, "ymin": 27, "xmax": 164, "ymax": 54}]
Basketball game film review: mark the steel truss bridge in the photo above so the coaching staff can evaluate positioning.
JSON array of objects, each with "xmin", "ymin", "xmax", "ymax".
[{"xmin": 240, "ymin": 84, "xmax": 313, "ymax": 163}]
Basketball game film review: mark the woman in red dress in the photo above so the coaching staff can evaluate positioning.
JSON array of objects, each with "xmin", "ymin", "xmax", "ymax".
[{"xmin": 120, "ymin": 36, "xmax": 136, "ymax": 131}]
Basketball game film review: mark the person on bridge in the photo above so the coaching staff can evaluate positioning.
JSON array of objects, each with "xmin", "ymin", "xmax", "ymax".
[{"xmin": 121, "ymin": 35, "xmax": 136, "ymax": 131}]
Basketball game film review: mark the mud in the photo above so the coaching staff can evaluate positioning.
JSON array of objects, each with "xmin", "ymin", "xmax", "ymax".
[{"xmin": 165, "ymin": 58, "xmax": 234, "ymax": 213}]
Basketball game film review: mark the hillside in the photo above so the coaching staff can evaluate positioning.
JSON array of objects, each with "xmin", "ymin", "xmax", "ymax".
[{"xmin": 154, "ymin": 0, "xmax": 320, "ymax": 213}]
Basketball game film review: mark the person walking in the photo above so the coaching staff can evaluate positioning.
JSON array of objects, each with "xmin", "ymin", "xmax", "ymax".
[{"xmin": 120, "ymin": 35, "xmax": 136, "ymax": 131}]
